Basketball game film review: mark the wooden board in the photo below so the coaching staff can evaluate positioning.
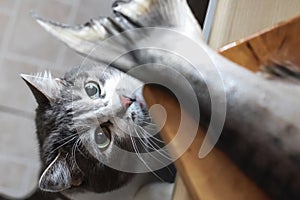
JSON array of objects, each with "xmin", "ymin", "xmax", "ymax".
[
  {"xmin": 219, "ymin": 15, "xmax": 300, "ymax": 72},
  {"xmin": 143, "ymin": 85, "xmax": 269, "ymax": 200},
  {"xmin": 209, "ymin": 0, "xmax": 300, "ymax": 49}
]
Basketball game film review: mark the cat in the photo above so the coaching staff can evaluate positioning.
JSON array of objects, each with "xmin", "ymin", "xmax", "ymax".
[{"xmin": 15, "ymin": 65, "xmax": 175, "ymax": 200}]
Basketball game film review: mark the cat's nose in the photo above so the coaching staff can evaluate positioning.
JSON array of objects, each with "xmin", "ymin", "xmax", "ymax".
[{"xmin": 119, "ymin": 95, "xmax": 135, "ymax": 110}]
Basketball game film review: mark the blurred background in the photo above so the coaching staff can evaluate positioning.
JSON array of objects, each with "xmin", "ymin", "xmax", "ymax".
[{"xmin": 0, "ymin": 0, "xmax": 114, "ymax": 198}]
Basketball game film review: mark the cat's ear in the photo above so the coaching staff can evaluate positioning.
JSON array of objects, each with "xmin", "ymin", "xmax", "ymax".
[
  {"xmin": 39, "ymin": 152, "xmax": 72, "ymax": 192},
  {"xmin": 20, "ymin": 71, "xmax": 62, "ymax": 105}
]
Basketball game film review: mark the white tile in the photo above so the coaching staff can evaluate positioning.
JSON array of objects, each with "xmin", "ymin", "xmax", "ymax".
[
  {"xmin": 0, "ymin": 158, "xmax": 39, "ymax": 198},
  {"xmin": 0, "ymin": 57, "xmax": 65, "ymax": 113},
  {"xmin": 0, "ymin": 14, "xmax": 9, "ymax": 48},
  {"xmin": 0, "ymin": 0, "xmax": 16, "ymax": 11},
  {"xmin": 0, "ymin": 112, "xmax": 39, "ymax": 159},
  {"xmin": 8, "ymin": 0, "xmax": 73, "ymax": 63},
  {"xmin": 61, "ymin": 46, "xmax": 86, "ymax": 68},
  {"xmin": 0, "ymin": 112, "xmax": 40, "ymax": 198},
  {"xmin": 74, "ymin": 0, "xmax": 113, "ymax": 24},
  {"xmin": 0, "ymin": 58, "xmax": 40, "ymax": 113}
]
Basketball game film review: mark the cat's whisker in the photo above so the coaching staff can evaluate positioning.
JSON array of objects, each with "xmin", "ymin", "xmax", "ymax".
[
  {"xmin": 137, "ymin": 126, "xmax": 165, "ymax": 143},
  {"xmin": 49, "ymin": 136, "xmax": 77, "ymax": 155},
  {"xmin": 134, "ymin": 127, "xmax": 172, "ymax": 162},
  {"xmin": 129, "ymin": 131, "xmax": 145, "ymax": 165},
  {"xmin": 139, "ymin": 133, "xmax": 165, "ymax": 147},
  {"xmin": 131, "ymin": 127, "xmax": 166, "ymax": 182},
  {"xmin": 138, "ymin": 138, "xmax": 171, "ymax": 161},
  {"xmin": 71, "ymin": 138, "xmax": 80, "ymax": 169},
  {"xmin": 135, "ymin": 126, "xmax": 166, "ymax": 152},
  {"xmin": 142, "ymin": 121, "xmax": 156, "ymax": 127},
  {"xmin": 135, "ymin": 126, "xmax": 172, "ymax": 161},
  {"xmin": 140, "ymin": 123, "xmax": 157, "ymax": 131},
  {"xmin": 74, "ymin": 127, "xmax": 92, "ymax": 135},
  {"xmin": 134, "ymin": 126, "xmax": 176, "ymax": 178},
  {"xmin": 77, "ymin": 135, "xmax": 89, "ymax": 159},
  {"xmin": 51, "ymin": 134, "xmax": 78, "ymax": 146},
  {"xmin": 129, "ymin": 128, "xmax": 149, "ymax": 164}
]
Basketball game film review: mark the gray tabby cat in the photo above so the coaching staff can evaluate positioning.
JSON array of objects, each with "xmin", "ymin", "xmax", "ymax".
[{"xmin": 19, "ymin": 65, "xmax": 175, "ymax": 200}]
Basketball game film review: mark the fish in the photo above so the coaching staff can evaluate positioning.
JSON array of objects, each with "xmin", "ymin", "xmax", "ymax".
[{"xmin": 31, "ymin": 0, "xmax": 300, "ymax": 199}]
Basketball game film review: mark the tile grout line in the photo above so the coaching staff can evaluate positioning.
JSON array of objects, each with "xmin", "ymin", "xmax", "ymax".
[
  {"xmin": 0, "ymin": 154, "xmax": 39, "ymax": 167},
  {"xmin": 54, "ymin": 0, "xmax": 74, "ymax": 6},
  {"xmin": 0, "ymin": 104, "xmax": 34, "ymax": 119},
  {"xmin": 54, "ymin": 0, "xmax": 81, "ymax": 69},
  {"xmin": 0, "ymin": 0, "xmax": 21, "ymax": 68},
  {"xmin": 6, "ymin": 52, "xmax": 65, "ymax": 76},
  {"xmin": 0, "ymin": 153, "xmax": 40, "ymax": 196}
]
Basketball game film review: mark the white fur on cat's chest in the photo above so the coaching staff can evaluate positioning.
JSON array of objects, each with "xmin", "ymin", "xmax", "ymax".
[{"xmin": 62, "ymin": 173, "xmax": 174, "ymax": 200}]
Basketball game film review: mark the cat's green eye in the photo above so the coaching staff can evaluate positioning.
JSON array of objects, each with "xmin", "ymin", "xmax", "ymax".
[
  {"xmin": 94, "ymin": 126, "xmax": 111, "ymax": 150},
  {"xmin": 84, "ymin": 81, "xmax": 101, "ymax": 99}
]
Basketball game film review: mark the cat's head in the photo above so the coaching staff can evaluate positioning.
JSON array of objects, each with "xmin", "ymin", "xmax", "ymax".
[{"xmin": 21, "ymin": 66, "xmax": 150, "ymax": 193}]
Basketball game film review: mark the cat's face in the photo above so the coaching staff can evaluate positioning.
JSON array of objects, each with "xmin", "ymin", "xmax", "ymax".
[{"xmin": 22, "ymin": 66, "xmax": 150, "ymax": 193}]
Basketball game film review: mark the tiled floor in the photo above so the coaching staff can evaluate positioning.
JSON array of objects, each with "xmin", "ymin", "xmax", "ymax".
[{"xmin": 0, "ymin": 0, "xmax": 113, "ymax": 198}]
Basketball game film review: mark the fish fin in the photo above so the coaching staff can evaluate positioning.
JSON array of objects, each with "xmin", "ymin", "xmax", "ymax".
[
  {"xmin": 32, "ymin": 12, "xmax": 111, "ymax": 55},
  {"xmin": 112, "ymin": 0, "xmax": 202, "ymax": 37},
  {"xmin": 32, "ymin": 0, "xmax": 202, "ymax": 61}
]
